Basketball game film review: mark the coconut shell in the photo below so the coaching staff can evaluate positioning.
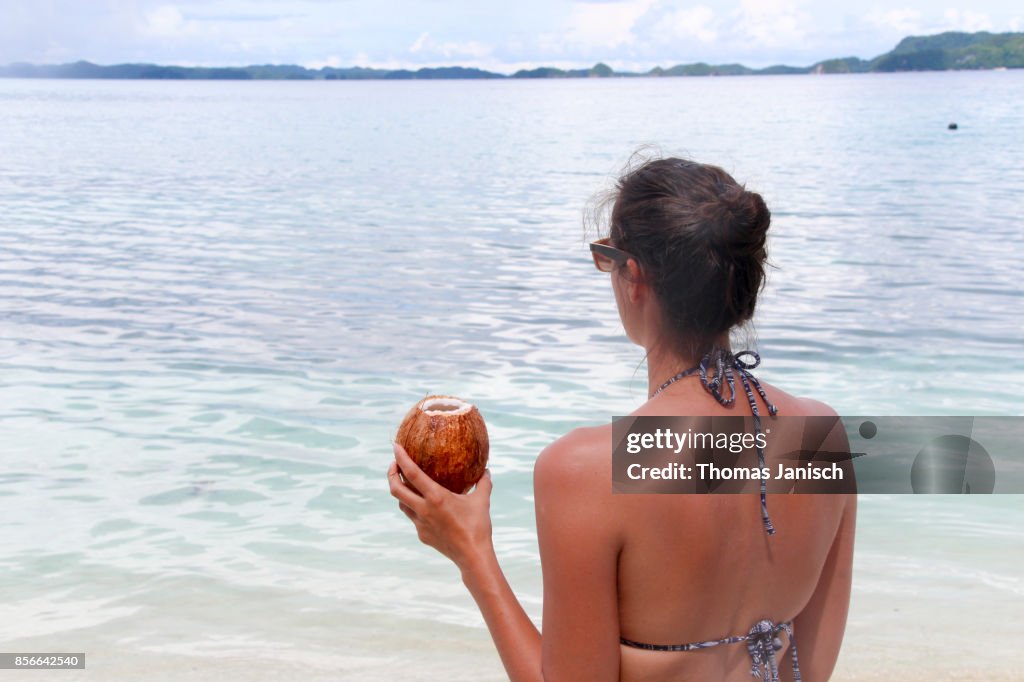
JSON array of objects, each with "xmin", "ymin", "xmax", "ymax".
[{"xmin": 395, "ymin": 395, "xmax": 489, "ymax": 493}]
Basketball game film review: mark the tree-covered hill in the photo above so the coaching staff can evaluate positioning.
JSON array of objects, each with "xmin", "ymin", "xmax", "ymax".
[{"xmin": 2, "ymin": 31, "xmax": 1021, "ymax": 80}]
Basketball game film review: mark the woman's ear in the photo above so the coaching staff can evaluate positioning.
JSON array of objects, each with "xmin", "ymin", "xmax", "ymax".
[{"xmin": 624, "ymin": 259, "xmax": 646, "ymax": 303}]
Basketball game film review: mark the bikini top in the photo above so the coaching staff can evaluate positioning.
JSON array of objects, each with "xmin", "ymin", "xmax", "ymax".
[{"xmin": 622, "ymin": 349, "xmax": 802, "ymax": 682}]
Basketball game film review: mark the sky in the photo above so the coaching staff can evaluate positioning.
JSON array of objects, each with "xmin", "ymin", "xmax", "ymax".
[{"xmin": 1, "ymin": 0, "xmax": 1021, "ymax": 73}]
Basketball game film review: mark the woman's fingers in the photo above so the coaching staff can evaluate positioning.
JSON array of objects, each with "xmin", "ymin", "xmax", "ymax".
[
  {"xmin": 393, "ymin": 441, "xmax": 447, "ymax": 502},
  {"xmin": 474, "ymin": 469, "xmax": 493, "ymax": 497},
  {"xmin": 388, "ymin": 459, "xmax": 426, "ymax": 512},
  {"xmin": 398, "ymin": 502, "xmax": 419, "ymax": 522}
]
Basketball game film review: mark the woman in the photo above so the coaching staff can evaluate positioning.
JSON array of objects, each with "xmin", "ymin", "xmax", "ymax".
[{"xmin": 387, "ymin": 156, "xmax": 856, "ymax": 681}]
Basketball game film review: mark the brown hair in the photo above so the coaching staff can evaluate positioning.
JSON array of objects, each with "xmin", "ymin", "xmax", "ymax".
[{"xmin": 607, "ymin": 156, "xmax": 771, "ymax": 358}]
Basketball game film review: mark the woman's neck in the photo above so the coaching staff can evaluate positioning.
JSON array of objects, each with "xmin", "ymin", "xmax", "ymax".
[{"xmin": 645, "ymin": 337, "xmax": 731, "ymax": 398}]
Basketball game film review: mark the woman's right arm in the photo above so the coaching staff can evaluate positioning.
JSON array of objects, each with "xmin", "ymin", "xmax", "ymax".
[
  {"xmin": 787, "ymin": 493, "xmax": 857, "ymax": 681},
  {"xmin": 533, "ymin": 428, "xmax": 623, "ymax": 682}
]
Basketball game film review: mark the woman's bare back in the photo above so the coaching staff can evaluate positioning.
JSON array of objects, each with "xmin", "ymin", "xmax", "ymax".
[{"xmin": 575, "ymin": 378, "xmax": 855, "ymax": 681}]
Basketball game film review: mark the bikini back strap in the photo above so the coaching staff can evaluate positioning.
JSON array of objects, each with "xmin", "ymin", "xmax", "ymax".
[
  {"xmin": 698, "ymin": 348, "xmax": 779, "ymax": 535},
  {"xmin": 619, "ymin": 619, "xmax": 800, "ymax": 682}
]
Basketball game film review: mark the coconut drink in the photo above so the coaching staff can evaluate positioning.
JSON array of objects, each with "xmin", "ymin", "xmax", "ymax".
[{"xmin": 395, "ymin": 395, "xmax": 489, "ymax": 493}]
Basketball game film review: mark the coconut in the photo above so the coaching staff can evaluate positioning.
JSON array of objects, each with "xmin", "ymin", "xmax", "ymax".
[{"xmin": 395, "ymin": 395, "xmax": 489, "ymax": 494}]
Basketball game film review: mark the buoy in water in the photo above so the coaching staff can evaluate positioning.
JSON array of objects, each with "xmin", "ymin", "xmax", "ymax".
[{"xmin": 948, "ymin": 122, "xmax": 958, "ymax": 130}]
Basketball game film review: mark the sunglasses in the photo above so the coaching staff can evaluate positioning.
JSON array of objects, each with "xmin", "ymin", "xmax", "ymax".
[{"xmin": 590, "ymin": 237, "xmax": 632, "ymax": 272}]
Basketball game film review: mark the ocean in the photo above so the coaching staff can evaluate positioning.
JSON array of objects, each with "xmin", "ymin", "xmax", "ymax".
[{"xmin": 1, "ymin": 71, "xmax": 1022, "ymax": 680}]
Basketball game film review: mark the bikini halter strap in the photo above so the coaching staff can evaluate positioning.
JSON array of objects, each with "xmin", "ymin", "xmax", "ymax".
[{"xmin": 653, "ymin": 348, "xmax": 780, "ymax": 535}]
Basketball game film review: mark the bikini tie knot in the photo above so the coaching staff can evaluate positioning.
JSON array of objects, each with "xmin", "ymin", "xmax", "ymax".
[{"xmin": 746, "ymin": 620, "xmax": 782, "ymax": 681}]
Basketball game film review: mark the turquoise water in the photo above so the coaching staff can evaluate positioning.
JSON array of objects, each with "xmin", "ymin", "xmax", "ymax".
[{"xmin": 1, "ymin": 73, "xmax": 1023, "ymax": 680}]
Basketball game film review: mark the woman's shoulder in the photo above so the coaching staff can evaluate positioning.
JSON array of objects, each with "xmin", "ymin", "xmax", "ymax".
[
  {"xmin": 533, "ymin": 424, "xmax": 613, "ymax": 494},
  {"xmin": 756, "ymin": 380, "xmax": 841, "ymax": 418},
  {"xmin": 533, "ymin": 424, "xmax": 624, "ymax": 545}
]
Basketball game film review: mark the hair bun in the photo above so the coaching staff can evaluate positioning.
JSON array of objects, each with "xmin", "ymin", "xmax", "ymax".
[
  {"xmin": 745, "ymin": 190, "xmax": 771, "ymax": 241},
  {"xmin": 607, "ymin": 155, "xmax": 771, "ymax": 354},
  {"xmin": 716, "ymin": 188, "xmax": 770, "ymax": 260}
]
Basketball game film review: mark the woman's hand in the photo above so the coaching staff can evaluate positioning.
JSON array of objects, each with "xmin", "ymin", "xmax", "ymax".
[
  {"xmin": 389, "ymin": 443, "xmax": 544, "ymax": 682},
  {"xmin": 387, "ymin": 442, "xmax": 494, "ymax": 571}
]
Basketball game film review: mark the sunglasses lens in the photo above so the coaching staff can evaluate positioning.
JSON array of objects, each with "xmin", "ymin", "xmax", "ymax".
[{"xmin": 593, "ymin": 253, "xmax": 614, "ymax": 272}]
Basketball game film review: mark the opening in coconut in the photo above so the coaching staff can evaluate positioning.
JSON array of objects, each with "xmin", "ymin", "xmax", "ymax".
[{"xmin": 420, "ymin": 397, "xmax": 473, "ymax": 416}]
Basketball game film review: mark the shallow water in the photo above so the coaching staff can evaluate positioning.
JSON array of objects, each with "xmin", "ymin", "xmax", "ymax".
[{"xmin": 1, "ymin": 72, "xmax": 1022, "ymax": 679}]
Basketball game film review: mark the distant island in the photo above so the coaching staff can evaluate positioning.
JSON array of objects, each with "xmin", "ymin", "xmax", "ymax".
[{"xmin": 2, "ymin": 31, "xmax": 1022, "ymax": 81}]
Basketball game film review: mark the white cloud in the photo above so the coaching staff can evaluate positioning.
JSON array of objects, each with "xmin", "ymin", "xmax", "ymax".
[
  {"xmin": 410, "ymin": 32, "xmax": 429, "ymax": 53},
  {"xmin": 941, "ymin": 9, "xmax": 993, "ymax": 32},
  {"xmin": 865, "ymin": 8, "xmax": 924, "ymax": 34},
  {"xmin": 866, "ymin": 7, "xmax": 994, "ymax": 37},
  {"xmin": 565, "ymin": 0, "xmax": 658, "ymax": 49},
  {"xmin": 305, "ymin": 55, "xmax": 342, "ymax": 69},
  {"xmin": 734, "ymin": 0, "xmax": 810, "ymax": 48},
  {"xmin": 137, "ymin": 5, "xmax": 197, "ymax": 40},
  {"xmin": 345, "ymin": 51, "xmax": 410, "ymax": 70},
  {"xmin": 655, "ymin": 5, "xmax": 717, "ymax": 43},
  {"xmin": 407, "ymin": 32, "xmax": 491, "ymax": 59}
]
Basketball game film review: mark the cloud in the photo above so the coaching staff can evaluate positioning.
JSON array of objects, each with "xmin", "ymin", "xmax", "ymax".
[
  {"xmin": 410, "ymin": 32, "xmax": 430, "ymax": 53},
  {"xmin": 137, "ymin": 5, "xmax": 198, "ymax": 39},
  {"xmin": 187, "ymin": 13, "xmax": 303, "ymax": 23},
  {"xmin": 865, "ymin": 7, "xmax": 994, "ymax": 37},
  {"xmin": 565, "ymin": 0, "xmax": 658, "ymax": 49},
  {"xmin": 305, "ymin": 55, "xmax": 342, "ymax": 69},
  {"xmin": 343, "ymin": 51, "xmax": 414, "ymax": 70},
  {"xmin": 941, "ymin": 9, "xmax": 993, "ymax": 32},
  {"xmin": 733, "ymin": 0, "xmax": 810, "ymax": 48},
  {"xmin": 408, "ymin": 32, "xmax": 491, "ymax": 59},
  {"xmin": 654, "ymin": 5, "xmax": 717, "ymax": 43},
  {"xmin": 865, "ymin": 8, "xmax": 924, "ymax": 35}
]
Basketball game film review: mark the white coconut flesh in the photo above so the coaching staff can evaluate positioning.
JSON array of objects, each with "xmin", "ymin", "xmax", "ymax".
[{"xmin": 420, "ymin": 397, "xmax": 473, "ymax": 416}]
